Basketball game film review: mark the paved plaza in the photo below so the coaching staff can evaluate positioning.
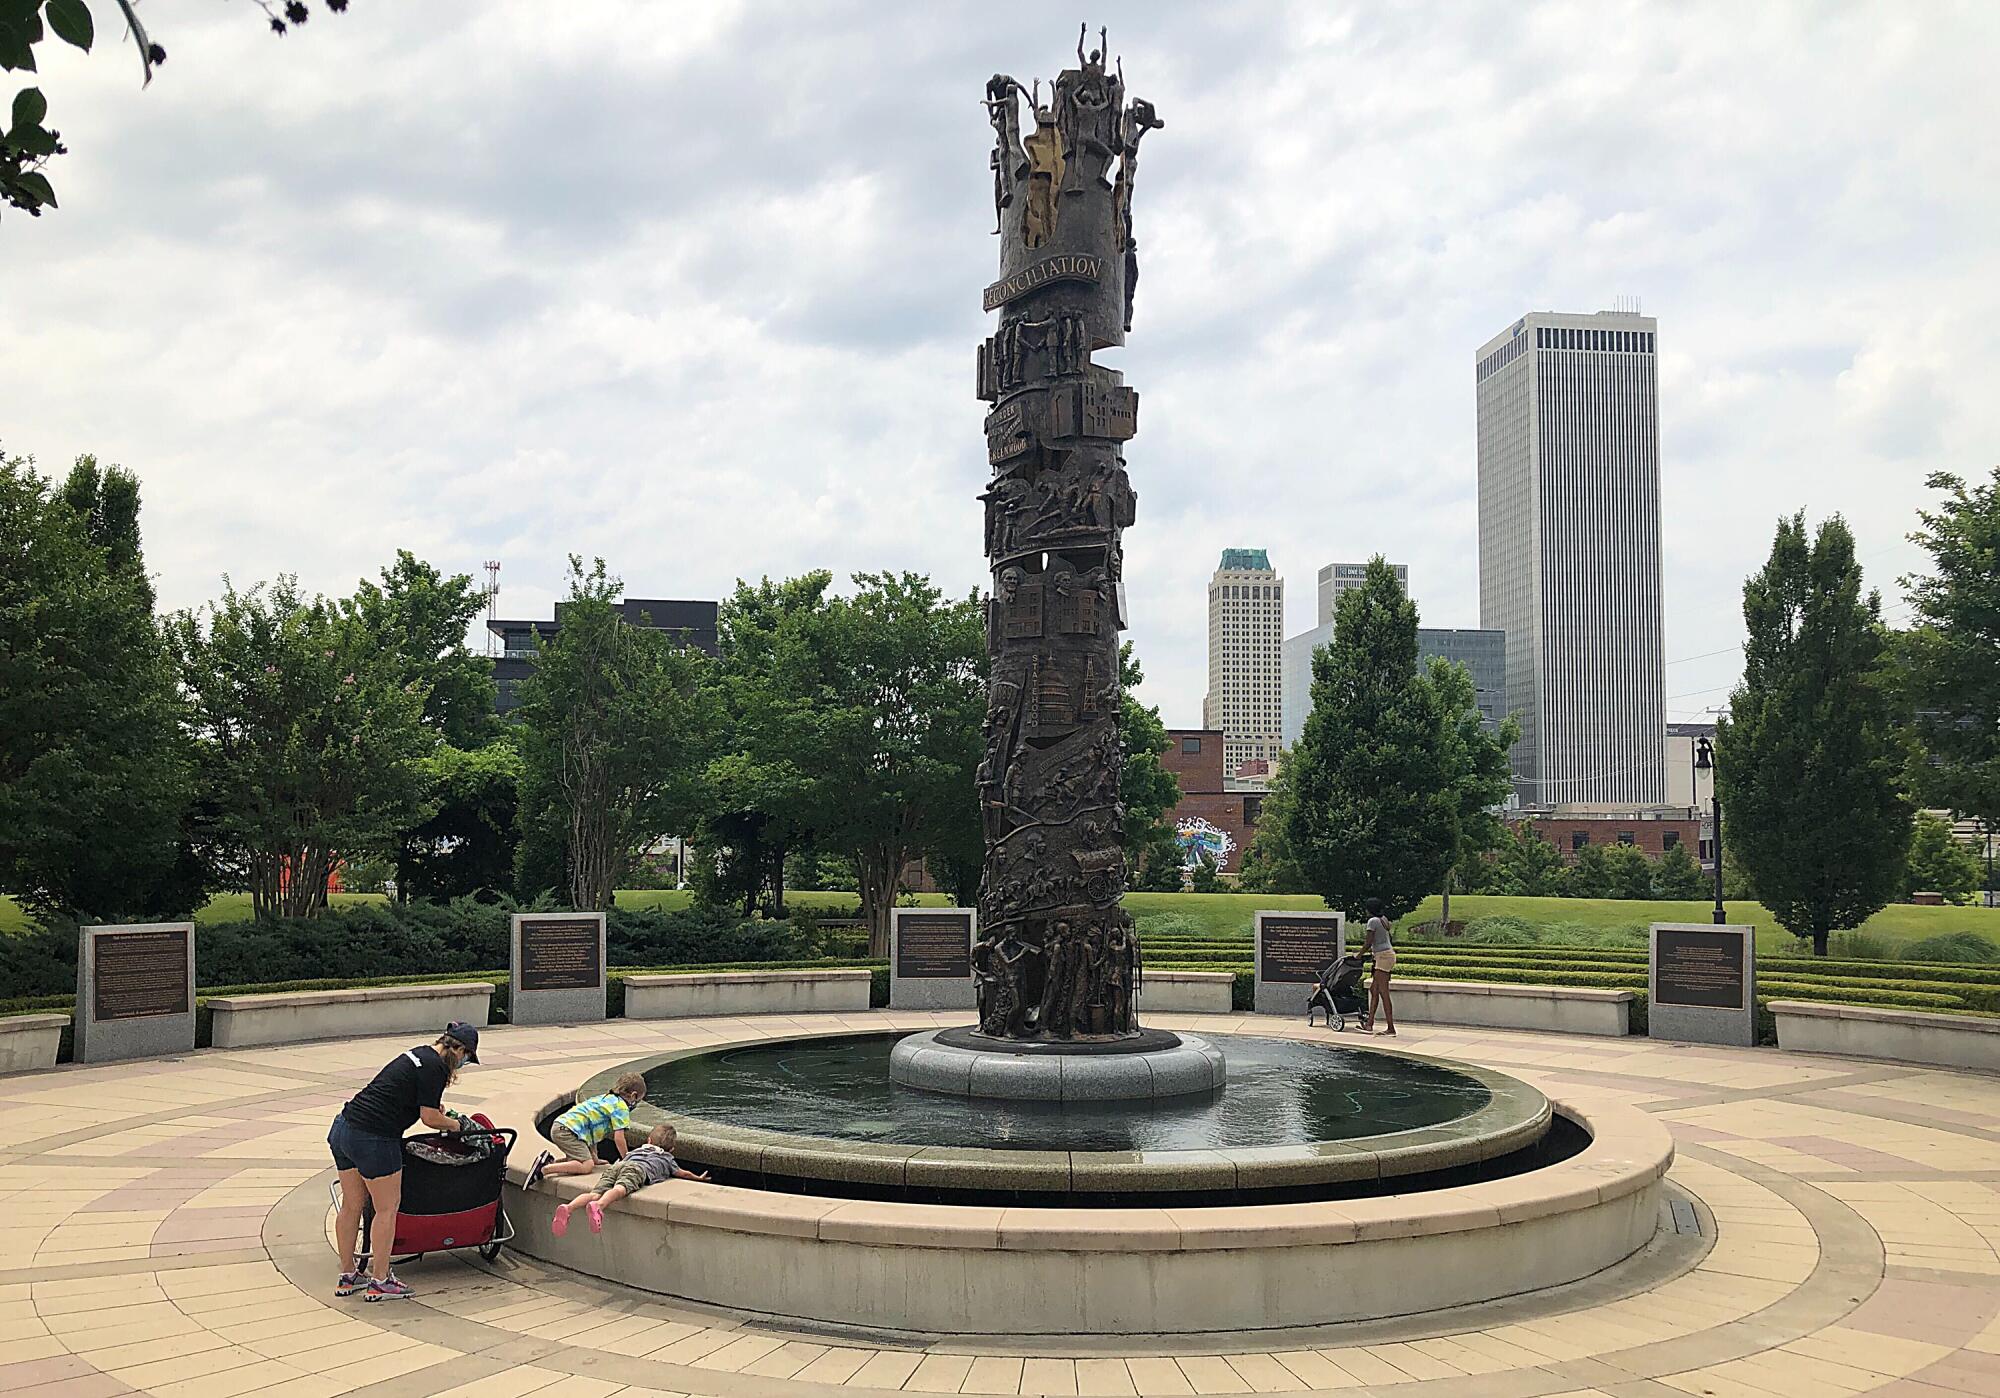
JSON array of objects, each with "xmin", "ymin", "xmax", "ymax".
[{"xmin": 2, "ymin": 1011, "xmax": 1996, "ymax": 1398}]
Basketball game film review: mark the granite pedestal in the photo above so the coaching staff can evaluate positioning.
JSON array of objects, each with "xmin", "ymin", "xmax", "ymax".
[
  {"xmin": 511, "ymin": 912, "xmax": 607, "ymax": 1026},
  {"xmin": 889, "ymin": 907, "xmax": 977, "ymax": 1011},
  {"xmin": 75, "ymin": 922, "xmax": 195, "ymax": 1064},
  {"xmin": 888, "ymin": 1027, "xmax": 1225, "ymax": 1101}
]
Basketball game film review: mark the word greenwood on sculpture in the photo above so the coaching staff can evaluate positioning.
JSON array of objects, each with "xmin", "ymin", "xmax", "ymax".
[{"xmin": 972, "ymin": 27, "xmax": 1160, "ymax": 1043}]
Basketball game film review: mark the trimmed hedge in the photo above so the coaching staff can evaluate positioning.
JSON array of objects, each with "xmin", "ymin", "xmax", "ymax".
[{"xmin": 0, "ymin": 900, "xmax": 834, "ymax": 1001}]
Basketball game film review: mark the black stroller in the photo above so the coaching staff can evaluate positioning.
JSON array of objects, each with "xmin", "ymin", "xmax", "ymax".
[{"xmin": 1306, "ymin": 954, "xmax": 1368, "ymax": 1030}]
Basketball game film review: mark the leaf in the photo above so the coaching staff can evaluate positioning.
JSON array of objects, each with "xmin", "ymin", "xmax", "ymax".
[
  {"xmin": 10, "ymin": 84, "xmax": 41, "ymax": 127},
  {"xmin": 10, "ymin": 120, "xmax": 52, "ymax": 154},
  {"xmin": 45, "ymin": 0, "xmax": 91, "ymax": 52},
  {"xmin": 13, "ymin": 168, "xmax": 54, "ymax": 206},
  {"xmin": 0, "ymin": 20, "xmax": 37, "ymax": 72}
]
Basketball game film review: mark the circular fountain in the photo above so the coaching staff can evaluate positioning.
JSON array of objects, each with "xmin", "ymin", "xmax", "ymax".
[{"xmin": 490, "ymin": 34, "xmax": 1675, "ymax": 1337}]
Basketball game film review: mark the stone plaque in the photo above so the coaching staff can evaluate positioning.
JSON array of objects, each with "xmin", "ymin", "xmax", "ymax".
[
  {"xmin": 93, "ymin": 928, "xmax": 193, "ymax": 1021},
  {"xmin": 1254, "ymin": 910, "xmax": 1346, "ymax": 1015},
  {"xmin": 896, "ymin": 914, "xmax": 975, "ymax": 980},
  {"xmin": 519, "ymin": 917, "xmax": 602, "ymax": 992},
  {"xmin": 76, "ymin": 922, "xmax": 196, "ymax": 1064},
  {"xmin": 891, "ymin": 907, "xmax": 977, "ymax": 1011},
  {"xmin": 1649, "ymin": 923, "xmax": 1756, "ymax": 1047},
  {"xmin": 1654, "ymin": 929, "xmax": 1746, "ymax": 1010},
  {"xmin": 511, "ymin": 912, "xmax": 608, "ymax": 1025}
]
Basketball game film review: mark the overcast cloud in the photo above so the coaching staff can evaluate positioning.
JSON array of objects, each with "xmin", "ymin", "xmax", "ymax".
[{"xmin": 5, "ymin": 1, "xmax": 1996, "ymax": 726}]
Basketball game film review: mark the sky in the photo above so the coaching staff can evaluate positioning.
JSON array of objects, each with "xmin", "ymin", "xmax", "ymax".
[{"xmin": 6, "ymin": 1, "xmax": 1997, "ymax": 728}]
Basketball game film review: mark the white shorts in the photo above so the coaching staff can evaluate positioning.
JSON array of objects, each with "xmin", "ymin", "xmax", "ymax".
[{"xmin": 1373, "ymin": 950, "xmax": 1397, "ymax": 973}]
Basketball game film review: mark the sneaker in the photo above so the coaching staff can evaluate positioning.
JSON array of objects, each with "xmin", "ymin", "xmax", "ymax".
[
  {"xmin": 334, "ymin": 1271, "xmax": 367, "ymax": 1298},
  {"xmin": 524, "ymin": 1151, "xmax": 553, "ymax": 1189},
  {"xmin": 364, "ymin": 1274, "xmax": 414, "ymax": 1302},
  {"xmin": 587, "ymin": 1201, "xmax": 604, "ymax": 1234},
  {"xmin": 551, "ymin": 1203, "xmax": 571, "ymax": 1237}
]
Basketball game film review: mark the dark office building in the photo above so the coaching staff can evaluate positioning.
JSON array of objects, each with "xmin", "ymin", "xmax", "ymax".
[{"xmin": 488, "ymin": 598, "xmax": 719, "ymax": 714}]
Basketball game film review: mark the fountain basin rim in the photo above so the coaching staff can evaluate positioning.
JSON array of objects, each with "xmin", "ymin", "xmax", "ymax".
[{"xmin": 590, "ymin": 1028, "xmax": 1554, "ymax": 1193}]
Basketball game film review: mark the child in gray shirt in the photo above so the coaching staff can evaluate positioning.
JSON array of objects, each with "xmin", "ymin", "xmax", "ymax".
[{"xmin": 552, "ymin": 1123, "xmax": 709, "ymax": 1235}]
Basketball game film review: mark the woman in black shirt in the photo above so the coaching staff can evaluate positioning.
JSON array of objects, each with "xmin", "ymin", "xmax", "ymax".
[{"xmin": 327, "ymin": 1022, "xmax": 480, "ymax": 1301}]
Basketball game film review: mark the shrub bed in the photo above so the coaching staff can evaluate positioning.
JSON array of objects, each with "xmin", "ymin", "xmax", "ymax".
[{"xmin": 0, "ymin": 900, "xmax": 834, "ymax": 1001}]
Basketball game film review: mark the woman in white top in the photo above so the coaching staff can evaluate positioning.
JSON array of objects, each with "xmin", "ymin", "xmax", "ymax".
[{"xmin": 1360, "ymin": 897, "xmax": 1396, "ymax": 1035}]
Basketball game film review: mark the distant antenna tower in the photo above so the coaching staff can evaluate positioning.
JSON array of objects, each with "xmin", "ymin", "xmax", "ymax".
[{"xmin": 482, "ymin": 560, "xmax": 501, "ymax": 657}]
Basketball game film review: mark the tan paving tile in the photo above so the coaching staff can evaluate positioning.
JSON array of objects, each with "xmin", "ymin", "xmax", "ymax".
[
  {"xmin": 960, "ymin": 1355, "xmax": 1027, "ymax": 1395},
  {"xmin": 851, "ymin": 1350, "xmax": 924, "ymax": 1390},
  {"xmin": 737, "ymin": 1340, "xmax": 828, "ymax": 1380},
  {"xmin": 905, "ymin": 1352, "xmax": 975, "ymax": 1392},
  {"xmin": 1171, "ymin": 1355, "xmax": 1250, "ymax": 1394},
  {"xmin": 1220, "ymin": 1353, "xmax": 1306, "ymax": 1391},
  {"xmin": 1066, "ymin": 1356, "xmax": 1137, "ymax": 1396},
  {"xmin": 1119, "ymin": 1358, "xmax": 1192, "ymax": 1396}
]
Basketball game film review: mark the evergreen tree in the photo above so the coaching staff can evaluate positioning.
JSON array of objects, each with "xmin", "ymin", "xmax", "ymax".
[
  {"xmin": 1562, "ymin": 843, "xmax": 1616, "ymax": 899},
  {"xmin": 1188, "ymin": 850, "xmax": 1222, "ymax": 893},
  {"xmin": 1600, "ymin": 843, "xmax": 1655, "ymax": 900},
  {"xmin": 1900, "ymin": 467, "xmax": 2000, "ymax": 883},
  {"xmin": 1278, "ymin": 558, "xmax": 1514, "ymax": 919},
  {"xmin": 0, "ymin": 451, "xmax": 198, "ymax": 919},
  {"xmin": 1235, "ymin": 764, "xmax": 1306, "ymax": 893},
  {"xmin": 1490, "ymin": 822, "xmax": 1565, "ymax": 897},
  {"xmin": 1134, "ymin": 839, "xmax": 1186, "ymax": 892},
  {"xmin": 1903, "ymin": 813, "xmax": 1982, "ymax": 905},
  {"xmin": 1653, "ymin": 842, "xmax": 1710, "ymax": 899},
  {"xmin": 1718, "ymin": 514, "xmax": 1911, "ymax": 955}
]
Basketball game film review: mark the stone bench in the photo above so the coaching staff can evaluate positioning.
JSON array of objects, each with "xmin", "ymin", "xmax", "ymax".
[
  {"xmin": 207, "ymin": 982, "xmax": 495, "ymax": 1050},
  {"xmin": 1391, "ymin": 978, "xmax": 1634, "ymax": 1037},
  {"xmin": 1136, "ymin": 970, "xmax": 1235, "ymax": 1014},
  {"xmin": 1771, "ymin": 1000, "xmax": 1999, "ymax": 1073},
  {"xmin": 623, "ymin": 969, "xmax": 872, "ymax": 1019},
  {"xmin": 0, "ymin": 1014, "xmax": 69, "ymax": 1074}
]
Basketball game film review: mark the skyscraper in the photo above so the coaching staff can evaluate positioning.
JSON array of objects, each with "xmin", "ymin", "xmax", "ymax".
[
  {"xmin": 1475, "ymin": 309, "xmax": 1667, "ymax": 806},
  {"xmin": 1203, "ymin": 549, "xmax": 1285, "ymax": 774},
  {"xmin": 1317, "ymin": 561, "xmax": 1407, "ymax": 627}
]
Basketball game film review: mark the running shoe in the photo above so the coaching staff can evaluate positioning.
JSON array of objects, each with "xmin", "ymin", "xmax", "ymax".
[
  {"xmin": 524, "ymin": 1151, "xmax": 554, "ymax": 1189},
  {"xmin": 364, "ymin": 1274, "xmax": 414, "ymax": 1302},
  {"xmin": 552, "ymin": 1202, "xmax": 572, "ymax": 1237},
  {"xmin": 334, "ymin": 1271, "xmax": 367, "ymax": 1298}
]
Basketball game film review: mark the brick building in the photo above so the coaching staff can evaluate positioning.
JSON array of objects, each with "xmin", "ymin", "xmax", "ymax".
[
  {"xmin": 1161, "ymin": 729, "xmax": 1264, "ymax": 874},
  {"xmin": 1519, "ymin": 810, "xmax": 1700, "ymax": 861}
]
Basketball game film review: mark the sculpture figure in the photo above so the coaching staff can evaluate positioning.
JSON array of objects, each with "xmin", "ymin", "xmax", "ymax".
[{"xmin": 976, "ymin": 31, "xmax": 1158, "ymax": 1042}]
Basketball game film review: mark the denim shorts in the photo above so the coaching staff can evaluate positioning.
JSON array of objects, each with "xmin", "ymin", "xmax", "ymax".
[{"xmin": 328, "ymin": 1114, "xmax": 405, "ymax": 1179}]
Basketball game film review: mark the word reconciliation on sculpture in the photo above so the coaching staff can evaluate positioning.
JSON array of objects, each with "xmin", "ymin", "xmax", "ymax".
[{"xmin": 972, "ymin": 27, "xmax": 1161, "ymax": 1044}]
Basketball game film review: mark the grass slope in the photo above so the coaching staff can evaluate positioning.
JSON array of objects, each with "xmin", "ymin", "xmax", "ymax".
[{"xmin": 5, "ymin": 888, "xmax": 1995, "ymax": 956}]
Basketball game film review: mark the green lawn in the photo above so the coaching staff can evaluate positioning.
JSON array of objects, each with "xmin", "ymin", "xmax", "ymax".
[{"xmin": 6, "ymin": 887, "xmax": 1995, "ymax": 957}]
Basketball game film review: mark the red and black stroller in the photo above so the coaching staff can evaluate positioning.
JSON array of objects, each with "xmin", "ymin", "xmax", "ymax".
[{"xmin": 353, "ymin": 1115, "xmax": 517, "ymax": 1266}]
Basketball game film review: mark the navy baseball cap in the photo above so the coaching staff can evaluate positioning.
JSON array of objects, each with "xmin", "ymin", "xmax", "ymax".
[{"xmin": 443, "ymin": 1021, "xmax": 481, "ymax": 1063}]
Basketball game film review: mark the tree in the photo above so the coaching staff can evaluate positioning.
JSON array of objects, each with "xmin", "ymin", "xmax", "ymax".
[
  {"xmin": 1134, "ymin": 839, "xmax": 1185, "ymax": 892},
  {"xmin": 0, "ymin": 450, "xmax": 198, "ymax": 920},
  {"xmin": 1489, "ymin": 822, "xmax": 1565, "ymax": 897},
  {"xmin": 772, "ymin": 572, "xmax": 985, "ymax": 956},
  {"xmin": 513, "ymin": 558, "xmax": 717, "ymax": 912},
  {"xmin": 396, "ymin": 739, "xmax": 523, "ymax": 901},
  {"xmin": 167, "ymin": 575, "xmax": 432, "ymax": 919},
  {"xmin": 1900, "ymin": 467, "xmax": 2000, "ymax": 880},
  {"xmin": 342, "ymin": 551, "xmax": 497, "ymax": 750},
  {"xmin": 1600, "ymin": 843, "xmax": 1656, "ymax": 901},
  {"xmin": 4, "ymin": 0, "xmax": 345, "ymax": 220},
  {"xmin": 693, "ymin": 573, "xmax": 834, "ymax": 917},
  {"xmin": 1903, "ymin": 813, "xmax": 1982, "ymax": 905},
  {"xmin": 1278, "ymin": 559, "xmax": 1515, "ymax": 919},
  {"xmin": 1117, "ymin": 642, "xmax": 1181, "ymax": 875},
  {"xmin": 1235, "ymin": 767, "xmax": 1307, "ymax": 893},
  {"xmin": 1188, "ymin": 850, "xmax": 1222, "ymax": 892},
  {"xmin": 1717, "ymin": 514, "xmax": 1911, "ymax": 955},
  {"xmin": 1562, "ymin": 843, "xmax": 1615, "ymax": 899},
  {"xmin": 1654, "ymin": 842, "xmax": 1709, "ymax": 899}
]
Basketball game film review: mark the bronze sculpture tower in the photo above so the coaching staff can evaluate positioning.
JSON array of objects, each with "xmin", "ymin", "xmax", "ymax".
[{"xmin": 972, "ymin": 28, "xmax": 1161, "ymax": 1043}]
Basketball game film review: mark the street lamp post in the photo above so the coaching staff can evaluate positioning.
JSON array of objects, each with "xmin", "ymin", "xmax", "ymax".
[{"xmin": 1694, "ymin": 736, "xmax": 1725, "ymax": 925}]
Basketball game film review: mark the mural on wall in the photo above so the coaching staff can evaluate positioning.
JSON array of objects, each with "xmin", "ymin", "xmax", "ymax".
[{"xmin": 1174, "ymin": 817, "xmax": 1236, "ymax": 872}]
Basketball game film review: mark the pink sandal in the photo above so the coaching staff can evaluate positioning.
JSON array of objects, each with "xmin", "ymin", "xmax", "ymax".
[
  {"xmin": 587, "ymin": 1201, "xmax": 604, "ymax": 1233},
  {"xmin": 551, "ymin": 1203, "xmax": 571, "ymax": 1237}
]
